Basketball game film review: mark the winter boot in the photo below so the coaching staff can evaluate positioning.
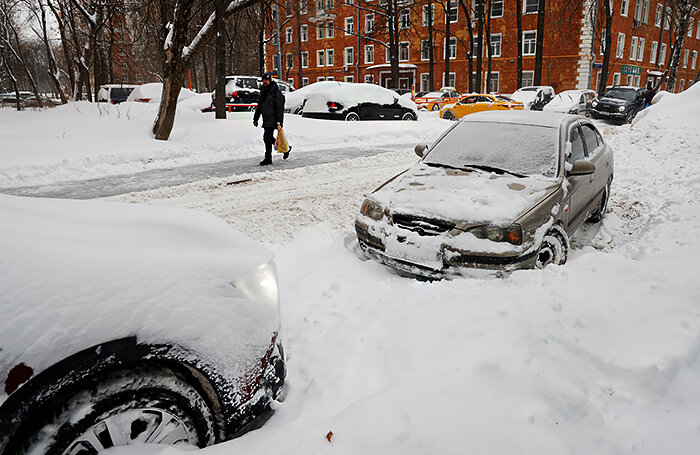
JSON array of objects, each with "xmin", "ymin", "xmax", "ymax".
[
  {"xmin": 283, "ymin": 146, "xmax": 291, "ymax": 160},
  {"xmin": 259, "ymin": 158, "xmax": 273, "ymax": 166}
]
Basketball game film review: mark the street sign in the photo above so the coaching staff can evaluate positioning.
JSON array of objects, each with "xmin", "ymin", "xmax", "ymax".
[{"xmin": 621, "ymin": 64, "xmax": 641, "ymax": 75}]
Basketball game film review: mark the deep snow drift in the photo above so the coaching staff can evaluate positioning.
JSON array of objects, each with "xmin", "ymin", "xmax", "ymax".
[{"xmin": 101, "ymin": 85, "xmax": 700, "ymax": 454}]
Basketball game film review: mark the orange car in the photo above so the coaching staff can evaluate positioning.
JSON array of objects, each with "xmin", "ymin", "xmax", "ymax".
[
  {"xmin": 440, "ymin": 94, "xmax": 524, "ymax": 120},
  {"xmin": 414, "ymin": 89, "xmax": 462, "ymax": 111}
]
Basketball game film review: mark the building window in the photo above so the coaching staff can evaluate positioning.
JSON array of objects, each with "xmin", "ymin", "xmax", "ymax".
[
  {"xmin": 679, "ymin": 79, "xmax": 685, "ymax": 92},
  {"xmin": 421, "ymin": 40, "xmax": 430, "ymax": 61},
  {"xmin": 442, "ymin": 72, "xmax": 456, "ymax": 88},
  {"xmin": 344, "ymin": 76, "xmax": 354, "ymax": 82},
  {"xmin": 664, "ymin": 7, "xmax": 670, "ymax": 29},
  {"xmin": 697, "ymin": 20, "xmax": 700, "ymax": 38},
  {"xmin": 444, "ymin": 37, "xmax": 457, "ymax": 59},
  {"xmin": 659, "ymin": 43, "xmax": 667, "ymax": 65},
  {"xmin": 630, "ymin": 36, "xmax": 638, "ymax": 60},
  {"xmin": 446, "ymin": 1, "xmax": 458, "ymax": 23},
  {"xmin": 626, "ymin": 74, "xmax": 633, "ymax": 86},
  {"xmin": 315, "ymin": 0, "xmax": 323, "ymax": 14},
  {"xmin": 523, "ymin": 31, "xmax": 536, "ymax": 55},
  {"xmin": 683, "ymin": 49, "xmax": 689, "ymax": 68},
  {"xmin": 345, "ymin": 17, "xmax": 354, "ymax": 35},
  {"xmin": 522, "ymin": 71, "xmax": 534, "ymax": 87},
  {"xmin": 326, "ymin": 49, "xmax": 334, "ymax": 66},
  {"xmin": 634, "ymin": 75, "xmax": 640, "ymax": 86},
  {"xmin": 326, "ymin": 0, "xmax": 333, "ymax": 9},
  {"xmin": 344, "ymin": 47, "xmax": 354, "ymax": 65},
  {"xmin": 613, "ymin": 73, "xmax": 621, "ymax": 86},
  {"xmin": 400, "ymin": 9, "xmax": 410, "ymax": 29},
  {"xmin": 422, "ymin": 4, "xmax": 435, "ymax": 26},
  {"xmin": 621, "ymin": 0, "xmax": 629, "ymax": 16},
  {"xmin": 288, "ymin": 78, "xmax": 295, "ymax": 86},
  {"xmin": 317, "ymin": 77, "xmax": 325, "ymax": 82},
  {"xmin": 420, "ymin": 73, "xmax": 430, "ymax": 91},
  {"xmin": 301, "ymin": 52, "xmax": 309, "ymax": 68},
  {"xmin": 364, "ymin": 74, "xmax": 374, "ymax": 84},
  {"xmin": 285, "ymin": 27, "xmax": 292, "ymax": 43},
  {"xmin": 650, "ymin": 41, "xmax": 658, "ymax": 63},
  {"xmin": 637, "ymin": 38, "xmax": 645, "ymax": 62},
  {"xmin": 327, "ymin": 76, "xmax": 334, "ymax": 81},
  {"xmin": 300, "ymin": 0, "xmax": 308, "ymax": 14},
  {"xmin": 365, "ymin": 14, "xmax": 374, "ymax": 33},
  {"xmin": 327, "ymin": 21, "xmax": 334, "ymax": 38},
  {"xmin": 317, "ymin": 50, "xmax": 325, "ymax": 66},
  {"xmin": 491, "ymin": 0, "xmax": 504, "ymax": 18},
  {"xmin": 301, "ymin": 25, "xmax": 308, "ymax": 41},
  {"xmin": 302, "ymin": 77, "xmax": 309, "ymax": 86},
  {"xmin": 286, "ymin": 53, "xmax": 294, "ymax": 69},
  {"xmin": 399, "ymin": 42, "xmax": 409, "ymax": 62},
  {"xmin": 688, "ymin": 17, "xmax": 694, "ymax": 37},
  {"xmin": 642, "ymin": 0, "xmax": 650, "ymax": 23},
  {"xmin": 616, "ymin": 33, "xmax": 625, "ymax": 58},
  {"xmin": 485, "ymin": 72, "xmax": 499, "ymax": 93},
  {"xmin": 691, "ymin": 51, "xmax": 697, "ymax": 70},
  {"xmin": 317, "ymin": 23, "xmax": 325, "ymax": 39},
  {"xmin": 600, "ymin": 28, "xmax": 606, "ymax": 54},
  {"xmin": 271, "ymin": 33, "xmax": 277, "ymax": 46},
  {"xmin": 655, "ymin": 3, "xmax": 662, "ymax": 26},
  {"xmin": 272, "ymin": 54, "xmax": 278, "ymax": 70},
  {"xmin": 524, "ymin": 0, "xmax": 538, "ymax": 14},
  {"xmin": 634, "ymin": 0, "xmax": 642, "ymax": 21},
  {"xmin": 365, "ymin": 45, "xmax": 374, "ymax": 64},
  {"xmin": 490, "ymin": 34, "xmax": 501, "ymax": 57}
]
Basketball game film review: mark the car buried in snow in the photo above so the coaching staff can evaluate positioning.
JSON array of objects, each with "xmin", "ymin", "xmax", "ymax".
[
  {"xmin": 355, "ymin": 111, "xmax": 614, "ymax": 278},
  {"xmin": 0, "ymin": 195, "xmax": 285, "ymax": 454},
  {"xmin": 301, "ymin": 83, "xmax": 418, "ymax": 121}
]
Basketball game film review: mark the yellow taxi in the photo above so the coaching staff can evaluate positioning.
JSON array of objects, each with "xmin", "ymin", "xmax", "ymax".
[
  {"xmin": 414, "ymin": 88, "xmax": 462, "ymax": 111},
  {"xmin": 440, "ymin": 93, "xmax": 524, "ymax": 120}
]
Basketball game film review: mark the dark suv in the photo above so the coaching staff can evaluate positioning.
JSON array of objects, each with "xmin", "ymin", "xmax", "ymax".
[{"xmin": 590, "ymin": 86, "xmax": 647, "ymax": 124}]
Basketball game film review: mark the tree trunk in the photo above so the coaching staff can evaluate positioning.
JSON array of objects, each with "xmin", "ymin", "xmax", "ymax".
[
  {"xmin": 296, "ymin": 0, "xmax": 303, "ymax": 85},
  {"xmin": 597, "ymin": 0, "xmax": 613, "ymax": 96},
  {"xmin": 534, "ymin": 0, "xmax": 545, "ymax": 85},
  {"xmin": 485, "ymin": 0, "xmax": 492, "ymax": 92},
  {"xmin": 476, "ymin": 0, "xmax": 483, "ymax": 91},
  {"xmin": 516, "ymin": 0, "xmax": 522, "ymax": 88},
  {"xmin": 215, "ymin": 0, "xmax": 227, "ymax": 118},
  {"xmin": 445, "ymin": 0, "xmax": 451, "ymax": 88},
  {"xmin": 41, "ymin": 1, "xmax": 67, "ymax": 103},
  {"xmin": 457, "ymin": 0, "xmax": 473, "ymax": 92},
  {"xmin": 666, "ymin": 4, "xmax": 693, "ymax": 92},
  {"xmin": 428, "ymin": 0, "xmax": 434, "ymax": 91},
  {"xmin": 389, "ymin": 0, "xmax": 399, "ymax": 88}
]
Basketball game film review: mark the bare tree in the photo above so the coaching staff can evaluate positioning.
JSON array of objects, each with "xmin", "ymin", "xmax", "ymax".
[{"xmin": 533, "ymin": 0, "xmax": 545, "ymax": 85}]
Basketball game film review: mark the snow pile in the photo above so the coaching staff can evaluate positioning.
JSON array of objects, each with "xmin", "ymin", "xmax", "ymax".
[
  {"xmin": 109, "ymin": 84, "xmax": 700, "ymax": 454},
  {"xmin": 632, "ymin": 83, "xmax": 700, "ymax": 128},
  {"xmin": 284, "ymin": 81, "xmax": 343, "ymax": 112}
]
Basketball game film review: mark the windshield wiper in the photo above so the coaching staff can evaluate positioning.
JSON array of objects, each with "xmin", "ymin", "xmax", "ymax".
[
  {"xmin": 463, "ymin": 164, "xmax": 526, "ymax": 178},
  {"xmin": 425, "ymin": 162, "xmax": 474, "ymax": 172}
]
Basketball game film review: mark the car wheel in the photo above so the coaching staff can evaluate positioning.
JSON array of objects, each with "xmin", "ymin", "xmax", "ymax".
[
  {"xmin": 536, "ymin": 227, "xmax": 569, "ymax": 269},
  {"xmin": 345, "ymin": 111, "xmax": 360, "ymax": 121},
  {"xmin": 442, "ymin": 110, "xmax": 455, "ymax": 121},
  {"xmin": 11, "ymin": 366, "xmax": 218, "ymax": 454},
  {"xmin": 431, "ymin": 104, "xmax": 440, "ymax": 111},
  {"xmin": 587, "ymin": 183, "xmax": 610, "ymax": 223},
  {"xmin": 623, "ymin": 110, "xmax": 635, "ymax": 124},
  {"xmin": 402, "ymin": 112, "xmax": 416, "ymax": 121}
]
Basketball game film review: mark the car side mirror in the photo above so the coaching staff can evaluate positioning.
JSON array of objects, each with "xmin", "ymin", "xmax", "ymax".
[
  {"xmin": 415, "ymin": 144, "xmax": 428, "ymax": 157},
  {"xmin": 568, "ymin": 160, "xmax": 595, "ymax": 176}
]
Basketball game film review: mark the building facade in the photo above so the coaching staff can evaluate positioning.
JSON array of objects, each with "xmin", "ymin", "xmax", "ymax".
[{"xmin": 266, "ymin": 0, "xmax": 700, "ymax": 94}]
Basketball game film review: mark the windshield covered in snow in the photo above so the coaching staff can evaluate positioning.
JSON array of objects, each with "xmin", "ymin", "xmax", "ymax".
[
  {"xmin": 604, "ymin": 88, "xmax": 636, "ymax": 101},
  {"xmin": 233, "ymin": 77, "xmax": 259, "ymax": 89},
  {"xmin": 424, "ymin": 121, "xmax": 560, "ymax": 178}
]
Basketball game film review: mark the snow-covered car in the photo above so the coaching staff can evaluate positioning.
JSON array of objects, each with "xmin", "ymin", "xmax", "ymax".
[
  {"xmin": 590, "ymin": 86, "xmax": 648, "ymax": 124},
  {"xmin": 510, "ymin": 86, "xmax": 555, "ymax": 110},
  {"xmin": 284, "ymin": 80, "xmax": 343, "ymax": 114},
  {"xmin": 543, "ymin": 89, "xmax": 597, "ymax": 116},
  {"xmin": 414, "ymin": 88, "xmax": 461, "ymax": 111},
  {"xmin": 126, "ymin": 82, "xmax": 197, "ymax": 103},
  {"xmin": 96, "ymin": 84, "xmax": 138, "ymax": 104},
  {"xmin": 302, "ymin": 83, "xmax": 418, "ymax": 121},
  {"xmin": 0, "ymin": 195, "xmax": 285, "ymax": 453},
  {"xmin": 355, "ymin": 111, "xmax": 614, "ymax": 278},
  {"xmin": 275, "ymin": 79, "xmax": 295, "ymax": 94},
  {"xmin": 203, "ymin": 76, "xmax": 261, "ymax": 112}
]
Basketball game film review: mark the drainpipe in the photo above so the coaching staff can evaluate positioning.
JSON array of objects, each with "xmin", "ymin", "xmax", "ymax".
[
  {"xmin": 356, "ymin": 1, "xmax": 360, "ymax": 81},
  {"xmin": 589, "ymin": 0, "xmax": 600, "ymax": 89}
]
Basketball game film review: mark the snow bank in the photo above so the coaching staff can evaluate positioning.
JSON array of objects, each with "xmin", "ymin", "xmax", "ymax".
[
  {"xmin": 632, "ymin": 83, "xmax": 700, "ymax": 128},
  {"xmin": 126, "ymin": 83, "xmax": 197, "ymax": 103}
]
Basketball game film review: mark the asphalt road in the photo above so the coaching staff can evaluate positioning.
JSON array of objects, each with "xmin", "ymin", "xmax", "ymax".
[{"xmin": 0, "ymin": 144, "xmax": 412, "ymax": 199}]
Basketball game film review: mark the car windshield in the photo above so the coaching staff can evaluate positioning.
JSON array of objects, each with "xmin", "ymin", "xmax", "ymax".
[
  {"xmin": 604, "ymin": 88, "xmax": 636, "ymax": 101},
  {"xmin": 423, "ymin": 91, "xmax": 443, "ymax": 98},
  {"xmin": 496, "ymin": 95, "xmax": 515, "ymax": 103},
  {"xmin": 424, "ymin": 121, "xmax": 560, "ymax": 178},
  {"xmin": 111, "ymin": 88, "xmax": 134, "ymax": 98},
  {"xmin": 235, "ymin": 78, "xmax": 259, "ymax": 89}
]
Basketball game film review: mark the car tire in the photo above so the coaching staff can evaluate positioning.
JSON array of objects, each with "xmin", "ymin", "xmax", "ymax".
[
  {"xmin": 442, "ymin": 110, "xmax": 455, "ymax": 121},
  {"xmin": 345, "ymin": 111, "xmax": 360, "ymax": 121},
  {"xmin": 402, "ymin": 112, "xmax": 416, "ymax": 121},
  {"xmin": 10, "ymin": 366, "xmax": 218, "ymax": 454},
  {"xmin": 536, "ymin": 227, "xmax": 569, "ymax": 269},
  {"xmin": 431, "ymin": 104, "xmax": 440, "ymax": 111},
  {"xmin": 587, "ymin": 183, "xmax": 610, "ymax": 223}
]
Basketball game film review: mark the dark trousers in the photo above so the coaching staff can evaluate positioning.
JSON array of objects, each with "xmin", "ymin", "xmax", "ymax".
[{"xmin": 263, "ymin": 127, "xmax": 276, "ymax": 160}]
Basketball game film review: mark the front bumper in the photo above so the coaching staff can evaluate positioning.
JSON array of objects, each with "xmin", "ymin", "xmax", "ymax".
[
  {"xmin": 591, "ymin": 108, "xmax": 627, "ymax": 120},
  {"xmin": 355, "ymin": 220, "xmax": 539, "ymax": 278},
  {"xmin": 301, "ymin": 111, "xmax": 345, "ymax": 120}
]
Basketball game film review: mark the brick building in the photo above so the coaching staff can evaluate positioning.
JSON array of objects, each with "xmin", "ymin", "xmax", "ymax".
[{"xmin": 266, "ymin": 0, "xmax": 699, "ymax": 94}]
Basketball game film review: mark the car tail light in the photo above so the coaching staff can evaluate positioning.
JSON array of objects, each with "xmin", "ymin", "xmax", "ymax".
[
  {"xmin": 138, "ymin": 98, "xmax": 150, "ymax": 102},
  {"xmin": 327, "ymin": 101, "xmax": 343, "ymax": 111},
  {"xmin": 232, "ymin": 91, "xmax": 238, "ymax": 98},
  {"xmin": 110, "ymin": 98, "xmax": 114, "ymax": 104}
]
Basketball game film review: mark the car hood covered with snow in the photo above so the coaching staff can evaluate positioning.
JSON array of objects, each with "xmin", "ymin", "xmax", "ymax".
[
  {"xmin": 303, "ymin": 83, "xmax": 417, "ymax": 113},
  {"xmin": 371, "ymin": 163, "xmax": 558, "ymax": 225},
  {"xmin": 543, "ymin": 93, "xmax": 582, "ymax": 113},
  {"xmin": 0, "ymin": 195, "xmax": 279, "ymax": 403},
  {"xmin": 285, "ymin": 81, "xmax": 344, "ymax": 112}
]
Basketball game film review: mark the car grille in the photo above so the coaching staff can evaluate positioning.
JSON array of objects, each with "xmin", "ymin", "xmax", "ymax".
[
  {"xmin": 391, "ymin": 213, "xmax": 455, "ymax": 236},
  {"xmin": 596, "ymin": 103, "xmax": 622, "ymax": 113}
]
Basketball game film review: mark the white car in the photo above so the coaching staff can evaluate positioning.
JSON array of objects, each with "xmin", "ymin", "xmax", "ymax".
[
  {"xmin": 284, "ymin": 80, "xmax": 343, "ymax": 114},
  {"xmin": 301, "ymin": 83, "xmax": 418, "ymax": 121},
  {"xmin": 510, "ymin": 86, "xmax": 555, "ymax": 110},
  {"xmin": 543, "ymin": 89, "xmax": 597, "ymax": 116},
  {"xmin": 0, "ymin": 195, "xmax": 285, "ymax": 453},
  {"xmin": 126, "ymin": 82, "xmax": 197, "ymax": 103}
]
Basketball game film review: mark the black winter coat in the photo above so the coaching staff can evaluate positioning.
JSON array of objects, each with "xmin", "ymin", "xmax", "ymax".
[{"xmin": 254, "ymin": 81, "xmax": 285, "ymax": 128}]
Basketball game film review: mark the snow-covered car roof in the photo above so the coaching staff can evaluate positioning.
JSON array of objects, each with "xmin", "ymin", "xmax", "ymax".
[
  {"xmin": 0, "ymin": 195, "xmax": 278, "ymax": 400},
  {"xmin": 126, "ymin": 83, "xmax": 197, "ymax": 103},
  {"xmin": 463, "ymin": 109, "xmax": 575, "ymax": 129},
  {"xmin": 285, "ymin": 80, "xmax": 344, "ymax": 112},
  {"xmin": 543, "ymin": 90, "xmax": 593, "ymax": 112},
  {"xmin": 302, "ymin": 83, "xmax": 417, "ymax": 113}
]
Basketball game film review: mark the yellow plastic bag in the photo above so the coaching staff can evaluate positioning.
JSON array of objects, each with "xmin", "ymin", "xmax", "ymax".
[{"xmin": 276, "ymin": 124, "xmax": 290, "ymax": 155}]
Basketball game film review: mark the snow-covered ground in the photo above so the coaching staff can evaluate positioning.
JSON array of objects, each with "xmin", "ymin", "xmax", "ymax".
[
  {"xmin": 0, "ymin": 97, "xmax": 447, "ymax": 188},
  {"xmin": 2, "ymin": 85, "xmax": 700, "ymax": 454}
]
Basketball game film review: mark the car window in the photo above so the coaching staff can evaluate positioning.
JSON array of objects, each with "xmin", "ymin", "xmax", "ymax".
[
  {"xmin": 236, "ymin": 78, "xmax": 259, "ymax": 89},
  {"xmin": 581, "ymin": 124, "xmax": 601, "ymax": 156},
  {"xmin": 477, "ymin": 96, "xmax": 492, "ymax": 103},
  {"xmin": 567, "ymin": 125, "xmax": 586, "ymax": 164},
  {"xmin": 460, "ymin": 96, "xmax": 477, "ymax": 104}
]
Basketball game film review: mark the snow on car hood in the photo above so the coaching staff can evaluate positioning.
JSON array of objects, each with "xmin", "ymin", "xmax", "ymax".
[
  {"xmin": 509, "ymin": 91, "xmax": 538, "ymax": 106},
  {"xmin": 303, "ymin": 83, "xmax": 417, "ymax": 113},
  {"xmin": 372, "ymin": 163, "xmax": 557, "ymax": 225},
  {"xmin": 598, "ymin": 96, "xmax": 628, "ymax": 105},
  {"xmin": 543, "ymin": 95, "xmax": 579, "ymax": 113},
  {"xmin": 0, "ymin": 195, "xmax": 278, "ymax": 400},
  {"xmin": 126, "ymin": 83, "xmax": 197, "ymax": 103},
  {"xmin": 285, "ymin": 81, "xmax": 344, "ymax": 111}
]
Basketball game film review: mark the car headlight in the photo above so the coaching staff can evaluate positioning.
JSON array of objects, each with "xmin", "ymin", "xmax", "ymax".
[
  {"xmin": 468, "ymin": 224, "xmax": 522, "ymax": 245},
  {"xmin": 568, "ymin": 109, "xmax": 577, "ymax": 114},
  {"xmin": 592, "ymin": 101, "xmax": 598, "ymax": 107},
  {"xmin": 360, "ymin": 199, "xmax": 384, "ymax": 220},
  {"xmin": 618, "ymin": 105, "xmax": 626, "ymax": 112},
  {"xmin": 232, "ymin": 261, "xmax": 279, "ymax": 308}
]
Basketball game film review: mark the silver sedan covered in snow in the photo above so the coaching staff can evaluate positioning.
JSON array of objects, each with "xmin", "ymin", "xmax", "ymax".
[{"xmin": 355, "ymin": 111, "xmax": 614, "ymax": 278}]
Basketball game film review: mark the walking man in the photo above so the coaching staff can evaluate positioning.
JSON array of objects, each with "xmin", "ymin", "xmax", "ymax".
[{"xmin": 253, "ymin": 72, "xmax": 287, "ymax": 166}]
